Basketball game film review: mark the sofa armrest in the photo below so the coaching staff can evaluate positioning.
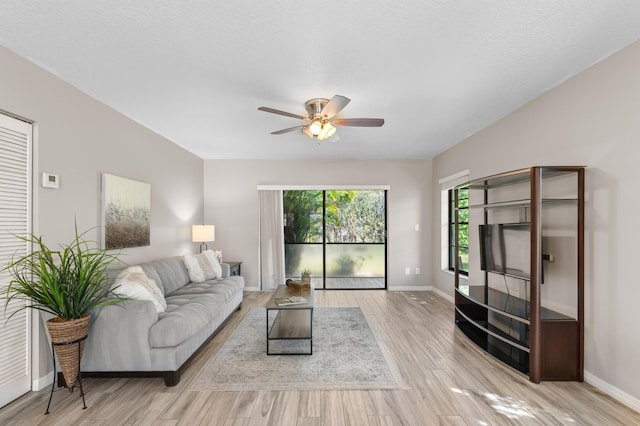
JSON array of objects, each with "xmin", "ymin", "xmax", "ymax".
[
  {"xmin": 221, "ymin": 262, "xmax": 230, "ymax": 278},
  {"xmin": 82, "ymin": 299, "xmax": 159, "ymax": 371}
]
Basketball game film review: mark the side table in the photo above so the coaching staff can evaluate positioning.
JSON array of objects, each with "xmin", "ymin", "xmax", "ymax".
[{"xmin": 226, "ymin": 261, "xmax": 242, "ymax": 276}]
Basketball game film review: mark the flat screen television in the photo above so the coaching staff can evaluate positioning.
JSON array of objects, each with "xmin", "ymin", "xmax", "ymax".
[{"xmin": 479, "ymin": 223, "xmax": 530, "ymax": 279}]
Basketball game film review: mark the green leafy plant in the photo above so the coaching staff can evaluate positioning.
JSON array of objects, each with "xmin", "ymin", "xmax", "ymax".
[
  {"xmin": 1, "ymin": 224, "xmax": 129, "ymax": 320},
  {"xmin": 301, "ymin": 268, "xmax": 311, "ymax": 277}
]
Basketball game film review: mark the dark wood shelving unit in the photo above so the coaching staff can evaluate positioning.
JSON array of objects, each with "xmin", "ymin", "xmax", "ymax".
[{"xmin": 453, "ymin": 166, "xmax": 584, "ymax": 383}]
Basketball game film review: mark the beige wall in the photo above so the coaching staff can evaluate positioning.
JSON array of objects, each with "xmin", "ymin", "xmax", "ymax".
[
  {"xmin": 204, "ymin": 159, "xmax": 432, "ymax": 290},
  {"xmin": 432, "ymin": 40, "xmax": 640, "ymax": 406},
  {"xmin": 2, "ymin": 46, "xmax": 204, "ymax": 261},
  {"xmin": 1, "ymin": 46, "xmax": 204, "ymax": 385}
]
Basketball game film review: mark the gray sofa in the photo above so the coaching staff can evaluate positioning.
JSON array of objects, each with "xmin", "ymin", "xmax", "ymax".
[{"xmin": 80, "ymin": 256, "xmax": 244, "ymax": 386}]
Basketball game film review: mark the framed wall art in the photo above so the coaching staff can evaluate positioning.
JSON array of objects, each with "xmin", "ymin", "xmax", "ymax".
[{"xmin": 102, "ymin": 173, "xmax": 151, "ymax": 249}]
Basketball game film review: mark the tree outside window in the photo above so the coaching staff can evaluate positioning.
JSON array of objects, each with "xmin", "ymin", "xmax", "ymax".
[{"xmin": 449, "ymin": 187, "xmax": 469, "ymax": 275}]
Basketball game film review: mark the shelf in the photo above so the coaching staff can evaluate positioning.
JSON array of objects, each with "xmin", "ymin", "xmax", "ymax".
[
  {"xmin": 455, "ymin": 321, "xmax": 530, "ymax": 374},
  {"xmin": 459, "ymin": 166, "xmax": 585, "ymax": 191},
  {"xmin": 455, "ymin": 307, "xmax": 530, "ymax": 352},
  {"xmin": 467, "ymin": 199, "xmax": 531, "ymax": 209},
  {"xmin": 490, "ymin": 269, "xmax": 531, "ymax": 281},
  {"xmin": 268, "ymin": 310, "xmax": 312, "ymax": 340},
  {"xmin": 456, "ymin": 285, "xmax": 574, "ymax": 322},
  {"xmin": 461, "ymin": 198, "xmax": 579, "ymax": 210},
  {"xmin": 452, "ymin": 166, "xmax": 584, "ymax": 383}
]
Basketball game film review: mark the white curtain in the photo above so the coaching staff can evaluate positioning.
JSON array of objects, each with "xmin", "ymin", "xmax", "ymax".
[{"xmin": 258, "ymin": 190, "xmax": 285, "ymax": 290}]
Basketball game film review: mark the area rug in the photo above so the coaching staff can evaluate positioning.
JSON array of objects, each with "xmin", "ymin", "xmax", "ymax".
[{"xmin": 189, "ymin": 307, "xmax": 399, "ymax": 391}]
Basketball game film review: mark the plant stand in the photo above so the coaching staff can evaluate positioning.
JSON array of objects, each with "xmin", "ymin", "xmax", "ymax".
[{"xmin": 45, "ymin": 335, "xmax": 87, "ymax": 415}]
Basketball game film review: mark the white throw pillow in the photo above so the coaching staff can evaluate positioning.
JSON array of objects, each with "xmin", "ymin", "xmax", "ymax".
[
  {"xmin": 183, "ymin": 250, "xmax": 222, "ymax": 283},
  {"xmin": 202, "ymin": 250, "xmax": 223, "ymax": 278},
  {"xmin": 113, "ymin": 266, "xmax": 167, "ymax": 313}
]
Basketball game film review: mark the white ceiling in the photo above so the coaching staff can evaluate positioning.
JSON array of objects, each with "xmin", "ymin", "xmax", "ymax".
[{"xmin": 1, "ymin": 1, "xmax": 640, "ymax": 160}]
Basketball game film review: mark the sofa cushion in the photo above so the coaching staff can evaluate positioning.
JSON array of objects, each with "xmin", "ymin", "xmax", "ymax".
[
  {"xmin": 140, "ymin": 257, "xmax": 191, "ymax": 295},
  {"xmin": 169, "ymin": 276, "xmax": 243, "ymax": 304},
  {"xmin": 149, "ymin": 277, "xmax": 244, "ymax": 348},
  {"xmin": 183, "ymin": 250, "xmax": 222, "ymax": 283},
  {"xmin": 112, "ymin": 266, "xmax": 166, "ymax": 313}
]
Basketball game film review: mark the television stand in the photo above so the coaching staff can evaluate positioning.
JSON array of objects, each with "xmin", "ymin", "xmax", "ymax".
[{"xmin": 453, "ymin": 166, "xmax": 584, "ymax": 382}]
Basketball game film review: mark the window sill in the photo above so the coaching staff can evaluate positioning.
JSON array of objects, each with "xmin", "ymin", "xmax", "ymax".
[{"xmin": 441, "ymin": 269, "xmax": 469, "ymax": 280}]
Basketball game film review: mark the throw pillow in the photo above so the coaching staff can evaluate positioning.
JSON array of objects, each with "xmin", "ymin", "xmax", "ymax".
[
  {"xmin": 113, "ymin": 266, "xmax": 167, "ymax": 313},
  {"xmin": 183, "ymin": 250, "xmax": 222, "ymax": 283},
  {"xmin": 202, "ymin": 250, "xmax": 223, "ymax": 278}
]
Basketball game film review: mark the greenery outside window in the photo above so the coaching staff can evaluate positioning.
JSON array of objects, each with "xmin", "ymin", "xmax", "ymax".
[
  {"xmin": 283, "ymin": 189, "xmax": 386, "ymax": 289},
  {"xmin": 449, "ymin": 187, "xmax": 469, "ymax": 275}
]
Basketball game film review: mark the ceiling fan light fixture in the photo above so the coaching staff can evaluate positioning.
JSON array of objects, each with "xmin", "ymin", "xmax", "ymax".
[
  {"xmin": 303, "ymin": 126, "xmax": 314, "ymax": 138},
  {"xmin": 309, "ymin": 119, "xmax": 322, "ymax": 135},
  {"xmin": 259, "ymin": 94, "xmax": 384, "ymax": 142},
  {"xmin": 318, "ymin": 122, "xmax": 336, "ymax": 140}
]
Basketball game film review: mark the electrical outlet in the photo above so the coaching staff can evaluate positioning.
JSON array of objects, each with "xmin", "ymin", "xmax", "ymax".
[
  {"xmin": 415, "ymin": 224, "xmax": 420, "ymax": 231},
  {"xmin": 415, "ymin": 267, "xmax": 420, "ymax": 275},
  {"xmin": 405, "ymin": 267, "xmax": 411, "ymax": 275}
]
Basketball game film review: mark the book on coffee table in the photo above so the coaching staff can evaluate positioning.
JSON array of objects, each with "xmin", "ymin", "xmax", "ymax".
[{"xmin": 274, "ymin": 296, "xmax": 308, "ymax": 306}]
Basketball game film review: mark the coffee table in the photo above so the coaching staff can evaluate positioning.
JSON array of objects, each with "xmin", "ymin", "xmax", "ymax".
[{"xmin": 266, "ymin": 284, "xmax": 314, "ymax": 355}]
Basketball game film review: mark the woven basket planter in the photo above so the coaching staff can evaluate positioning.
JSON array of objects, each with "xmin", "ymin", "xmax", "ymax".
[
  {"xmin": 286, "ymin": 279, "xmax": 311, "ymax": 295},
  {"xmin": 47, "ymin": 313, "xmax": 91, "ymax": 390}
]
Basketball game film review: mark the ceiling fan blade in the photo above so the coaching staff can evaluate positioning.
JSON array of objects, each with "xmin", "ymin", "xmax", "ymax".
[
  {"xmin": 333, "ymin": 118, "xmax": 385, "ymax": 127},
  {"xmin": 271, "ymin": 125, "xmax": 306, "ymax": 135},
  {"xmin": 321, "ymin": 95, "xmax": 350, "ymax": 119},
  {"xmin": 258, "ymin": 106, "xmax": 308, "ymax": 121}
]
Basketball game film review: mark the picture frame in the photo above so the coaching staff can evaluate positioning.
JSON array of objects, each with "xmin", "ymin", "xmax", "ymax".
[{"xmin": 102, "ymin": 173, "xmax": 151, "ymax": 249}]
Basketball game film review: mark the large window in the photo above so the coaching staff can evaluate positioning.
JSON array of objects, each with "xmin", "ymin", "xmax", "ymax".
[
  {"xmin": 448, "ymin": 187, "xmax": 469, "ymax": 275},
  {"xmin": 283, "ymin": 189, "xmax": 387, "ymax": 289}
]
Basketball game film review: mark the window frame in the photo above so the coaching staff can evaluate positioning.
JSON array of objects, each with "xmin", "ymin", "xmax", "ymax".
[
  {"xmin": 448, "ymin": 187, "xmax": 469, "ymax": 276},
  {"xmin": 283, "ymin": 189, "xmax": 388, "ymax": 290}
]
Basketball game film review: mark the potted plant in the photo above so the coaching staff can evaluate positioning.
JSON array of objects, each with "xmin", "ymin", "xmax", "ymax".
[
  {"xmin": 301, "ymin": 268, "xmax": 312, "ymax": 283},
  {"xmin": 1, "ymin": 224, "xmax": 129, "ymax": 390}
]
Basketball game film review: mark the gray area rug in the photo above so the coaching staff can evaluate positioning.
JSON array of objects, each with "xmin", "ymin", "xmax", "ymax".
[{"xmin": 190, "ymin": 307, "xmax": 398, "ymax": 391}]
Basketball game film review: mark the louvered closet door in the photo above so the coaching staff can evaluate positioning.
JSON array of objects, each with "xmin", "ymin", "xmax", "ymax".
[{"xmin": 0, "ymin": 113, "xmax": 32, "ymax": 408}]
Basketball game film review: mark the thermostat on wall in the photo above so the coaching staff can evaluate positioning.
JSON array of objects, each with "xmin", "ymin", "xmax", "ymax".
[{"xmin": 42, "ymin": 172, "xmax": 59, "ymax": 189}]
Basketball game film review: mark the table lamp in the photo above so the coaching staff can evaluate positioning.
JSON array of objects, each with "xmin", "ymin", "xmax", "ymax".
[{"xmin": 192, "ymin": 224, "xmax": 215, "ymax": 253}]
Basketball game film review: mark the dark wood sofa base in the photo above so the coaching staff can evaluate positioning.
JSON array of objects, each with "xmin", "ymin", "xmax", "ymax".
[{"xmin": 59, "ymin": 302, "xmax": 242, "ymax": 387}]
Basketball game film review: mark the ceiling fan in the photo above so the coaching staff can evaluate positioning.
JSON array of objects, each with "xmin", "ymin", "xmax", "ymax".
[{"xmin": 258, "ymin": 95, "xmax": 384, "ymax": 143}]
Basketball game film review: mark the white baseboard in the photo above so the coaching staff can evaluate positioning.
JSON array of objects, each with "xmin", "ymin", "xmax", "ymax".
[
  {"xmin": 584, "ymin": 371, "xmax": 640, "ymax": 414},
  {"xmin": 32, "ymin": 370, "xmax": 53, "ymax": 391},
  {"xmin": 430, "ymin": 287, "xmax": 454, "ymax": 303},
  {"xmin": 243, "ymin": 286, "xmax": 261, "ymax": 292}
]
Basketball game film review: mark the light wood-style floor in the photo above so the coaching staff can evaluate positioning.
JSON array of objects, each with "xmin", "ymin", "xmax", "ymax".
[
  {"xmin": 1, "ymin": 290, "xmax": 638, "ymax": 425},
  {"xmin": 310, "ymin": 277, "xmax": 385, "ymax": 289}
]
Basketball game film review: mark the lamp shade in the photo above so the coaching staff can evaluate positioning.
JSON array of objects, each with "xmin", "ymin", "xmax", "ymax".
[{"xmin": 192, "ymin": 225, "xmax": 215, "ymax": 243}]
